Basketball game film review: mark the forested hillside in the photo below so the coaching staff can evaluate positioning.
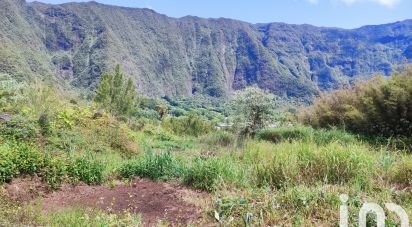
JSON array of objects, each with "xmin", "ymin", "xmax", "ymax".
[{"xmin": 0, "ymin": 0, "xmax": 411, "ymax": 98}]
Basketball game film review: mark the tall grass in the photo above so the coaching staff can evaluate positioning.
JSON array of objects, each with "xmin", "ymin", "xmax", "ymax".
[
  {"xmin": 201, "ymin": 131, "xmax": 235, "ymax": 147},
  {"xmin": 255, "ymin": 126, "xmax": 359, "ymax": 145},
  {"xmin": 162, "ymin": 112, "xmax": 214, "ymax": 137},
  {"xmin": 183, "ymin": 157, "xmax": 246, "ymax": 191},
  {"xmin": 119, "ymin": 151, "xmax": 184, "ymax": 180},
  {"xmin": 389, "ymin": 155, "xmax": 412, "ymax": 187},
  {"xmin": 244, "ymin": 140, "xmax": 375, "ymax": 189}
]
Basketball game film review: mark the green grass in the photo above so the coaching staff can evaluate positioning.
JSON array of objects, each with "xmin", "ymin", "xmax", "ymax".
[
  {"xmin": 67, "ymin": 157, "xmax": 104, "ymax": 185},
  {"xmin": 0, "ymin": 195, "xmax": 141, "ymax": 227},
  {"xmin": 44, "ymin": 208, "xmax": 141, "ymax": 227},
  {"xmin": 119, "ymin": 151, "xmax": 184, "ymax": 180},
  {"xmin": 255, "ymin": 126, "xmax": 359, "ymax": 145},
  {"xmin": 389, "ymin": 155, "xmax": 412, "ymax": 187},
  {"xmin": 184, "ymin": 158, "xmax": 227, "ymax": 192},
  {"xmin": 244, "ymin": 140, "xmax": 375, "ymax": 189},
  {"xmin": 201, "ymin": 131, "xmax": 236, "ymax": 147},
  {"xmin": 0, "ymin": 79, "xmax": 411, "ymax": 226}
]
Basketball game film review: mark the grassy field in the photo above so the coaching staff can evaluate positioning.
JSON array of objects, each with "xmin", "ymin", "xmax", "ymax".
[{"xmin": 0, "ymin": 76, "xmax": 411, "ymax": 226}]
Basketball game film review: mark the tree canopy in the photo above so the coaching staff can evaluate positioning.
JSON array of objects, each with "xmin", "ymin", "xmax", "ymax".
[
  {"xmin": 231, "ymin": 86, "xmax": 276, "ymax": 134},
  {"xmin": 95, "ymin": 65, "xmax": 138, "ymax": 116}
]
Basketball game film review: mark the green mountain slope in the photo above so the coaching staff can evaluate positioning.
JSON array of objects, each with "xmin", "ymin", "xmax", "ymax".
[{"xmin": 0, "ymin": 0, "xmax": 411, "ymax": 98}]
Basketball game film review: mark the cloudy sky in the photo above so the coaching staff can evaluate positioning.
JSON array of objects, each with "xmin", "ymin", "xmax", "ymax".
[{"xmin": 28, "ymin": 0, "xmax": 412, "ymax": 28}]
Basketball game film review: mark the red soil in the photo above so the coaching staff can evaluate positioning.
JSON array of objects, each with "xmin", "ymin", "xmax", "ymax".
[{"xmin": 5, "ymin": 177, "xmax": 209, "ymax": 226}]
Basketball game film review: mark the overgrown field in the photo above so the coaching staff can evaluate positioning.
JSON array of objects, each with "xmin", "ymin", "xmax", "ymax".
[{"xmin": 0, "ymin": 69, "xmax": 411, "ymax": 226}]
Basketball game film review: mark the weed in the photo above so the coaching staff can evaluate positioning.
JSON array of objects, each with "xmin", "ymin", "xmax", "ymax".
[
  {"xmin": 119, "ymin": 151, "xmax": 184, "ymax": 180},
  {"xmin": 67, "ymin": 157, "xmax": 104, "ymax": 185}
]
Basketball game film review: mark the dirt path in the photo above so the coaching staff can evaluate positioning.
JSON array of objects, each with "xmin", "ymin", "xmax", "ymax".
[{"xmin": 5, "ymin": 178, "xmax": 209, "ymax": 226}]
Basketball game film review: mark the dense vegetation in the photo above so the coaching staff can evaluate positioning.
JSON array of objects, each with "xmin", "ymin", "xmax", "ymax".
[
  {"xmin": 300, "ymin": 68, "xmax": 412, "ymax": 145},
  {"xmin": 1, "ymin": 0, "xmax": 411, "ymax": 99},
  {"xmin": 0, "ymin": 67, "xmax": 411, "ymax": 225}
]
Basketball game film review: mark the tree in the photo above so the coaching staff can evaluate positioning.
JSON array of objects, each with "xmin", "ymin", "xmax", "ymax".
[
  {"xmin": 95, "ymin": 72, "xmax": 112, "ymax": 109},
  {"xmin": 231, "ymin": 86, "xmax": 276, "ymax": 134},
  {"xmin": 121, "ymin": 78, "xmax": 137, "ymax": 116},
  {"xmin": 95, "ymin": 65, "xmax": 138, "ymax": 116}
]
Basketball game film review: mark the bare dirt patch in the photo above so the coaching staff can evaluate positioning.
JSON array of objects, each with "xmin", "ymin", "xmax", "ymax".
[
  {"xmin": 3, "ymin": 176, "xmax": 49, "ymax": 202},
  {"xmin": 37, "ymin": 178, "xmax": 208, "ymax": 226}
]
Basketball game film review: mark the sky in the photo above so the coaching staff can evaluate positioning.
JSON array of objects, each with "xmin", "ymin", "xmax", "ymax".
[{"xmin": 27, "ymin": 0, "xmax": 412, "ymax": 28}]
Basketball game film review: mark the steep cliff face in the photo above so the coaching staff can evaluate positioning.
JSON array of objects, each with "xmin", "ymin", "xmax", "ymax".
[{"xmin": 0, "ymin": 0, "xmax": 411, "ymax": 98}]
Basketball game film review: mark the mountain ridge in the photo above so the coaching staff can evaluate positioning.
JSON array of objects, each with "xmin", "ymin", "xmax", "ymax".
[{"xmin": 1, "ymin": 0, "xmax": 411, "ymax": 98}]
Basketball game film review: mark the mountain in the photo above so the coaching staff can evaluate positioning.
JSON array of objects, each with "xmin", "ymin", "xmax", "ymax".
[{"xmin": 0, "ymin": 0, "xmax": 411, "ymax": 98}]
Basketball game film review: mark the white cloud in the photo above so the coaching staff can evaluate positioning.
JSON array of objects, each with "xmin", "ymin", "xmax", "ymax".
[
  {"xmin": 304, "ymin": 0, "xmax": 401, "ymax": 7},
  {"xmin": 340, "ymin": 0, "xmax": 401, "ymax": 7},
  {"xmin": 306, "ymin": 0, "xmax": 320, "ymax": 4}
]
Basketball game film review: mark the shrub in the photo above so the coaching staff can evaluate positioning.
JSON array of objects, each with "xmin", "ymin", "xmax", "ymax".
[
  {"xmin": 40, "ymin": 157, "xmax": 67, "ymax": 189},
  {"xmin": 184, "ymin": 158, "xmax": 227, "ymax": 192},
  {"xmin": 0, "ymin": 116, "xmax": 37, "ymax": 140},
  {"xmin": 256, "ymin": 126, "xmax": 358, "ymax": 145},
  {"xmin": 256, "ymin": 127, "xmax": 308, "ymax": 143},
  {"xmin": 11, "ymin": 143, "xmax": 43, "ymax": 175},
  {"xmin": 300, "ymin": 69, "xmax": 412, "ymax": 138},
  {"xmin": 0, "ymin": 75, "xmax": 25, "ymax": 109},
  {"xmin": 0, "ymin": 145, "xmax": 16, "ymax": 183},
  {"xmin": 313, "ymin": 128, "xmax": 358, "ymax": 145},
  {"xmin": 203, "ymin": 131, "xmax": 235, "ymax": 147},
  {"xmin": 132, "ymin": 108, "xmax": 159, "ymax": 121},
  {"xmin": 0, "ymin": 142, "xmax": 67, "ymax": 188},
  {"xmin": 67, "ymin": 157, "xmax": 104, "ymax": 185},
  {"xmin": 162, "ymin": 112, "xmax": 214, "ymax": 137},
  {"xmin": 107, "ymin": 125, "xmax": 139, "ymax": 157},
  {"xmin": 389, "ymin": 157, "xmax": 412, "ymax": 187},
  {"xmin": 38, "ymin": 112, "xmax": 52, "ymax": 136},
  {"xmin": 119, "ymin": 151, "xmax": 183, "ymax": 180}
]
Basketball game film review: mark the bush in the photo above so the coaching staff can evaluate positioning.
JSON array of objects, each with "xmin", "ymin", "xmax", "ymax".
[
  {"xmin": 256, "ymin": 126, "xmax": 358, "ymax": 145},
  {"xmin": 40, "ymin": 157, "xmax": 67, "ymax": 189},
  {"xmin": 11, "ymin": 143, "xmax": 43, "ymax": 175},
  {"xmin": 184, "ymin": 158, "xmax": 226, "ymax": 192},
  {"xmin": 0, "ymin": 116, "xmax": 37, "ymax": 140},
  {"xmin": 389, "ymin": 157, "xmax": 412, "ymax": 187},
  {"xmin": 0, "ymin": 145, "xmax": 16, "ymax": 183},
  {"xmin": 107, "ymin": 125, "xmax": 139, "ymax": 157},
  {"xmin": 0, "ymin": 142, "xmax": 67, "ymax": 188},
  {"xmin": 119, "ymin": 151, "xmax": 183, "ymax": 180},
  {"xmin": 300, "ymin": 69, "xmax": 412, "ymax": 138},
  {"xmin": 313, "ymin": 128, "xmax": 358, "ymax": 145},
  {"xmin": 0, "ymin": 143, "xmax": 44, "ymax": 181},
  {"xmin": 256, "ymin": 127, "xmax": 308, "ymax": 143},
  {"xmin": 162, "ymin": 112, "xmax": 214, "ymax": 137},
  {"xmin": 203, "ymin": 131, "xmax": 235, "ymax": 147},
  {"xmin": 38, "ymin": 112, "xmax": 52, "ymax": 136},
  {"xmin": 67, "ymin": 157, "xmax": 104, "ymax": 185}
]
